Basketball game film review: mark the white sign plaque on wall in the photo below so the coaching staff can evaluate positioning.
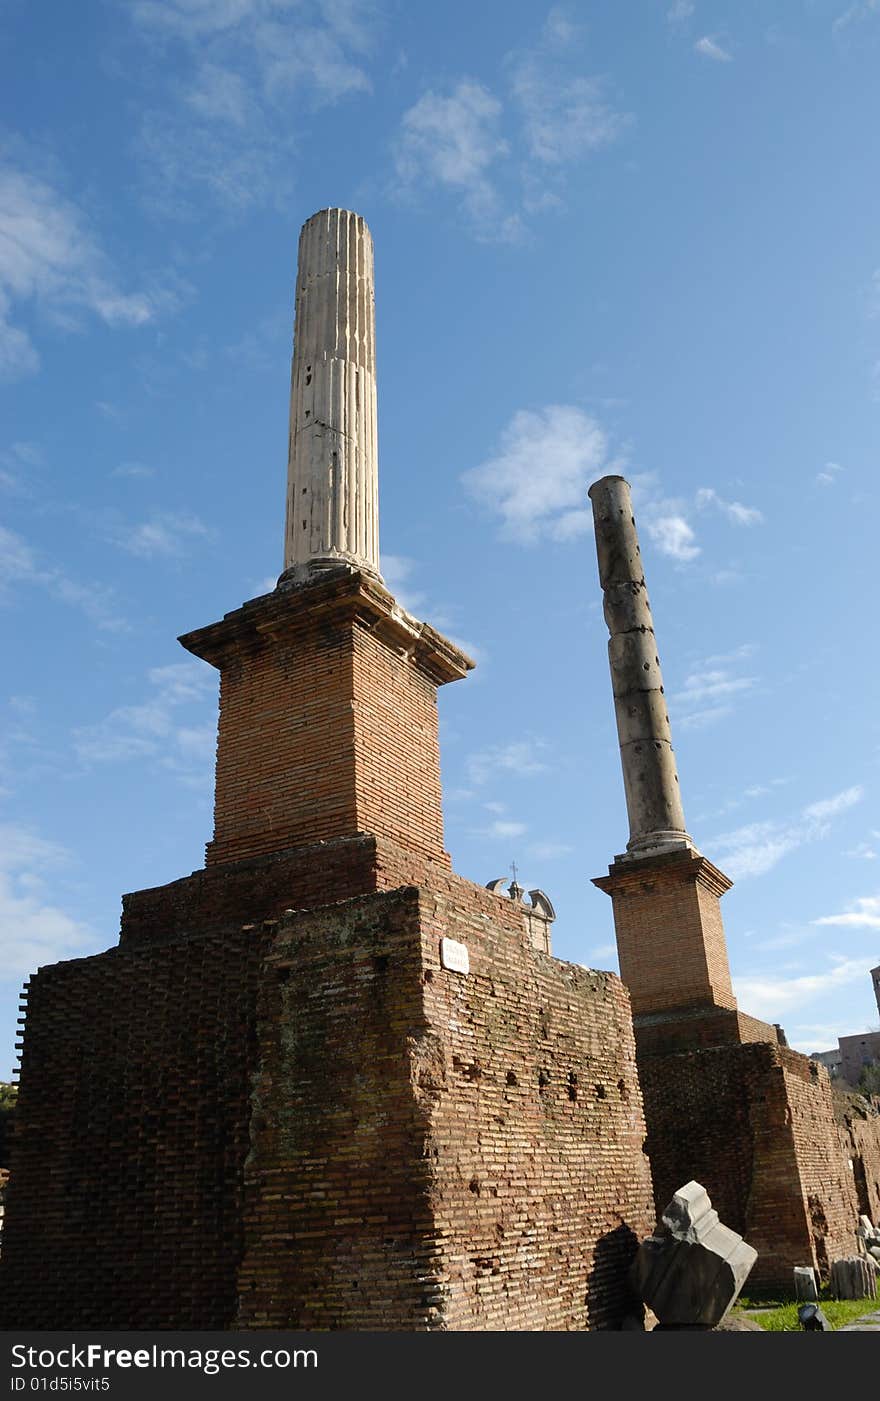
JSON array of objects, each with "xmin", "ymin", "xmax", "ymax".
[{"xmin": 440, "ymin": 937, "xmax": 470, "ymax": 976}]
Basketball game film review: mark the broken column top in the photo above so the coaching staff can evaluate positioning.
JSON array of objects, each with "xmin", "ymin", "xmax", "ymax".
[
  {"xmin": 589, "ymin": 474, "xmax": 694, "ymax": 861},
  {"xmin": 632, "ymin": 1180, "xmax": 758, "ymax": 1329},
  {"xmin": 282, "ymin": 208, "xmax": 381, "ymax": 584}
]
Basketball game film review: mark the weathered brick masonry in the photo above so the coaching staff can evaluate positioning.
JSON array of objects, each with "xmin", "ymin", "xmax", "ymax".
[
  {"xmin": 238, "ymin": 885, "xmax": 654, "ymax": 1330},
  {"xmin": 2, "ymin": 568, "xmax": 655, "ymax": 1329},
  {"xmin": 182, "ymin": 570, "xmax": 458, "ymax": 869},
  {"xmin": 1, "ymin": 929, "xmax": 270, "ymax": 1328},
  {"xmin": 637, "ymin": 1043, "xmax": 871, "ymax": 1288},
  {"xmin": 595, "ymin": 842, "xmax": 880, "ymax": 1287},
  {"xmin": 843, "ymin": 1094, "xmax": 880, "ymax": 1225}
]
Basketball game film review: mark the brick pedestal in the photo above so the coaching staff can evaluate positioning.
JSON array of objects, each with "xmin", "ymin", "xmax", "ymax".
[
  {"xmin": 592, "ymin": 848, "xmax": 738, "ymax": 1020},
  {"xmin": 180, "ymin": 566, "xmax": 471, "ymax": 868}
]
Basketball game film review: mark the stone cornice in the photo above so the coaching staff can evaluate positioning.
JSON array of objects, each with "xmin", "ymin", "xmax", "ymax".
[
  {"xmin": 592, "ymin": 846, "xmax": 733, "ymax": 898},
  {"xmin": 178, "ymin": 565, "xmax": 474, "ymax": 687}
]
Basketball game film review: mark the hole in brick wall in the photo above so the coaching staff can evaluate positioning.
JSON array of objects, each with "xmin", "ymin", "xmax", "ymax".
[
  {"xmin": 568, "ymin": 1072, "xmax": 578, "ymax": 1102},
  {"xmin": 618, "ymin": 1078, "xmax": 629, "ymax": 1101},
  {"xmin": 595, "ymin": 1084, "xmax": 606, "ymax": 1099},
  {"xmin": 351, "ymin": 1280, "xmax": 358, "ymax": 1289},
  {"xmin": 506, "ymin": 1070, "xmax": 518, "ymax": 1086},
  {"xmin": 538, "ymin": 1069, "xmax": 550, "ymax": 1091},
  {"xmin": 424, "ymin": 969, "xmax": 434, "ymax": 983},
  {"xmin": 373, "ymin": 954, "xmax": 389, "ymax": 974},
  {"xmin": 276, "ymin": 968, "xmax": 290, "ymax": 983},
  {"xmin": 469, "ymin": 1179, "xmax": 481, "ymax": 1195}
]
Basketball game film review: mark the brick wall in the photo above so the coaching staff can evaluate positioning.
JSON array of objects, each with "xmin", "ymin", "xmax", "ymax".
[
  {"xmin": 416, "ymin": 888, "xmax": 655, "ymax": 1330},
  {"xmin": 840, "ymin": 1095, "xmax": 880, "ymax": 1224},
  {"xmin": 0, "ymin": 929, "xmax": 269, "ymax": 1329},
  {"xmin": 207, "ymin": 610, "xmax": 361, "ymax": 865},
  {"xmin": 237, "ymin": 882, "xmax": 654, "ymax": 1330},
  {"xmin": 237, "ymin": 889, "xmax": 441, "ymax": 1329},
  {"xmin": 118, "ymin": 833, "xmax": 519, "ymax": 951},
  {"xmin": 638, "ymin": 1042, "xmax": 863, "ymax": 1288},
  {"xmin": 594, "ymin": 851, "xmax": 737, "ymax": 1017},
  {"xmin": 838, "ymin": 1030, "xmax": 880, "ymax": 1089},
  {"xmin": 778, "ymin": 1049, "xmax": 860, "ymax": 1275},
  {"xmin": 351, "ymin": 624, "xmax": 446, "ymax": 858},
  {"xmin": 179, "ymin": 573, "xmax": 469, "ymax": 870}
]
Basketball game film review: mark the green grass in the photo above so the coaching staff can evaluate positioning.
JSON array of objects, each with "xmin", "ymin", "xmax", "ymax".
[{"xmin": 734, "ymin": 1290, "xmax": 879, "ymax": 1332}]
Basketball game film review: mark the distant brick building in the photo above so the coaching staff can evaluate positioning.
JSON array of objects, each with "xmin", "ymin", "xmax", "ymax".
[{"xmin": 839, "ymin": 1031, "xmax": 880, "ymax": 1090}]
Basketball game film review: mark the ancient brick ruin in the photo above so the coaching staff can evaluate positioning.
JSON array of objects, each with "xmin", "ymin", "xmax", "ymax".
[
  {"xmin": 588, "ymin": 475, "xmax": 880, "ymax": 1289},
  {"xmin": 4, "ymin": 208, "xmax": 878, "ymax": 1331},
  {"xmin": 0, "ymin": 211, "xmax": 655, "ymax": 1330}
]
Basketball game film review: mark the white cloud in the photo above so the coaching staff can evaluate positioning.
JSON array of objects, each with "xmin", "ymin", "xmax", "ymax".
[
  {"xmin": 528, "ymin": 840, "xmax": 573, "ymax": 860},
  {"xmin": 507, "ymin": 12, "xmax": 628, "ymax": 168},
  {"xmin": 833, "ymin": 1, "xmax": 880, "ymax": 34},
  {"xmin": 185, "ymin": 62, "xmax": 252, "ymax": 125},
  {"xmin": 462, "ymin": 405, "xmax": 613, "ymax": 543},
  {"xmin": 113, "ymin": 511, "xmax": 211, "ymax": 558},
  {"xmin": 394, "ymin": 81, "xmax": 519, "ymax": 240},
  {"xmin": 678, "ymin": 668, "xmax": 756, "ymax": 707},
  {"xmin": 816, "ymin": 461, "xmax": 844, "ymax": 487},
  {"xmin": 734, "ymin": 957, "xmax": 873, "ymax": 1019},
  {"xmin": 667, "ymin": 1, "xmax": 695, "ymax": 21},
  {"xmin": 694, "ymin": 36, "xmax": 732, "ymax": 61},
  {"xmin": 129, "ymin": 1, "xmax": 376, "ymax": 215},
  {"xmin": 0, "ymin": 524, "xmax": 125, "ymax": 631},
  {"xmin": 393, "ymin": 13, "xmax": 629, "ymax": 237},
  {"xmin": 676, "ymin": 657, "xmax": 755, "ymax": 730},
  {"xmin": 844, "ymin": 842, "xmax": 878, "ymax": 860},
  {"xmin": 710, "ymin": 785, "xmax": 864, "ymax": 880},
  {"xmin": 380, "ymin": 553, "xmax": 427, "ymax": 615},
  {"xmin": 111, "ymin": 463, "xmax": 156, "ymax": 479},
  {"xmin": 803, "ymin": 786, "xmax": 864, "ymax": 822},
  {"xmin": 74, "ymin": 661, "xmax": 216, "ymax": 785},
  {"xmin": 0, "ymin": 163, "xmax": 171, "ymax": 379},
  {"xmin": 0, "ymin": 825, "xmax": 95, "ymax": 980},
  {"xmin": 589, "ymin": 942, "xmax": 618, "ymax": 961},
  {"xmin": 478, "ymin": 819, "xmax": 528, "ymax": 840},
  {"xmin": 695, "ymin": 487, "xmax": 763, "ymax": 526},
  {"xmin": 466, "ymin": 739, "xmax": 549, "ymax": 787},
  {"xmin": 644, "ymin": 514, "xmax": 700, "ymax": 562},
  {"xmin": 0, "ymin": 440, "xmax": 42, "ymax": 493},
  {"xmin": 813, "ymin": 894, "xmax": 880, "ymax": 930}
]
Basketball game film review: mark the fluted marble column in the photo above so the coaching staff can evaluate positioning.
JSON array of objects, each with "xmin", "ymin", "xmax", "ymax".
[
  {"xmin": 283, "ymin": 208, "xmax": 381, "ymax": 580},
  {"xmin": 588, "ymin": 475, "xmax": 694, "ymax": 859}
]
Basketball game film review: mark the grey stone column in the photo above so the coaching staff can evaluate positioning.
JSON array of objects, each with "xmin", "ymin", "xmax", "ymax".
[
  {"xmin": 588, "ymin": 475, "xmax": 693, "ymax": 859},
  {"xmin": 282, "ymin": 208, "xmax": 381, "ymax": 580}
]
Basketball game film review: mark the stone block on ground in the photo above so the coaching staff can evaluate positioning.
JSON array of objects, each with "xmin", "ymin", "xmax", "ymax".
[
  {"xmin": 830, "ymin": 1256, "xmax": 879, "ymax": 1301},
  {"xmin": 794, "ymin": 1266, "xmax": 819, "ymax": 1301},
  {"xmin": 630, "ymin": 1180, "xmax": 757, "ymax": 1329}
]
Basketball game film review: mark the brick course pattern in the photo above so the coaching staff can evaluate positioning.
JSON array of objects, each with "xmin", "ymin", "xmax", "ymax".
[
  {"xmin": 842, "ymin": 1095, "xmax": 880, "ymax": 1224},
  {"xmin": 1, "ymin": 876, "xmax": 651, "ymax": 1330},
  {"xmin": 593, "ymin": 850, "xmax": 737, "ymax": 1017},
  {"xmin": 180, "ymin": 571, "xmax": 470, "ymax": 869},
  {"xmin": 238, "ymin": 885, "xmax": 655, "ymax": 1330},
  {"xmin": 637, "ymin": 1042, "xmax": 880, "ymax": 1288},
  {"xmin": 0, "ymin": 929, "xmax": 269, "ymax": 1329}
]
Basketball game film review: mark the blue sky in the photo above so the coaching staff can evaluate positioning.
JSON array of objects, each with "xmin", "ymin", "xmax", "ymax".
[{"xmin": 2, "ymin": 0, "xmax": 880, "ymax": 1079}]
